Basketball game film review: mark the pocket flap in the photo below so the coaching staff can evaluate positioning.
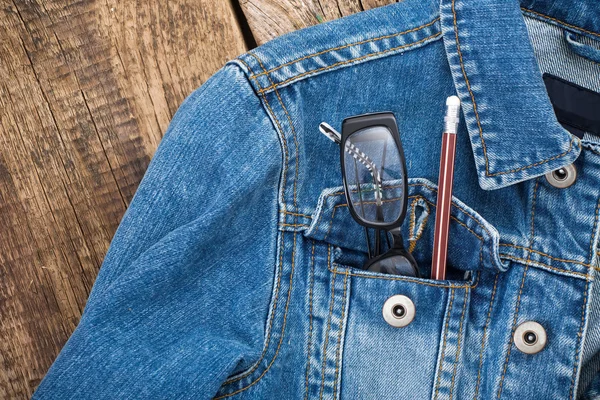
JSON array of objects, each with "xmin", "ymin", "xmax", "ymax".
[{"xmin": 304, "ymin": 178, "xmax": 507, "ymax": 273}]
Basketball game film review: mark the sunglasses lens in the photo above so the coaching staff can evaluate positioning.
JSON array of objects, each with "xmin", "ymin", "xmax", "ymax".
[
  {"xmin": 343, "ymin": 125, "xmax": 406, "ymax": 226},
  {"xmin": 367, "ymin": 253, "xmax": 419, "ymax": 277}
]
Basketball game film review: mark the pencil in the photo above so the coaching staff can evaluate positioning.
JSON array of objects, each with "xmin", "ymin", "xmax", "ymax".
[{"xmin": 431, "ymin": 96, "xmax": 461, "ymax": 280}]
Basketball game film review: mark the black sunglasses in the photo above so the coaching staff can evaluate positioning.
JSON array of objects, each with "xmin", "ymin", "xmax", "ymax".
[{"xmin": 320, "ymin": 112, "xmax": 420, "ymax": 277}]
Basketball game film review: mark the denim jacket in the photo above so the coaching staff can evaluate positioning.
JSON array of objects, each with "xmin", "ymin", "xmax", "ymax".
[{"xmin": 33, "ymin": 0, "xmax": 600, "ymax": 399}]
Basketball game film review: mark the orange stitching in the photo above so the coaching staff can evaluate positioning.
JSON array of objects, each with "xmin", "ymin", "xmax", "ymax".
[
  {"xmin": 320, "ymin": 182, "xmax": 490, "ymax": 235},
  {"xmin": 304, "ymin": 241, "xmax": 316, "ymax": 400},
  {"xmin": 324, "ymin": 197, "xmax": 410, "ymax": 240},
  {"xmin": 250, "ymin": 53, "xmax": 300, "ymax": 208},
  {"xmin": 262, "ymin": 90, "xmax": 290, "ymax": 206},
  {"xmin": 449, "ymin": 287, "xmax": 470, "ymax": 400},
  {"xmin": 257, "ymin": 32, "xmax": 442, "ymax": 94},
  {"xmin": 325, "ymin": 195, "xmax": 484, "ymax": 241},
  {"xmin": 474, "ymin": 273, "xmax": 499, "ymax": 399},
  {"xmin": 451, "ymin": 0, "xmax": 490, "ymax": 175},
  {"xmin": 326, "ymin": 183, "xmax": 404, "ymax": 198},
  {"xmin": 313, "ymin": 195, "xmax": 330, "ymax": 238},
  {"xmin": 237, "ymin": 57, "xmax": 255, "ymax": 76},
  {"xmin": 452, "ymin": 0, "xmax": 579, "ymax": 177},
  {"xmin": 330, "ymin": 262, "xmax": 479, "ymax": 289},
  {"xmin": 434, "ymin": 288, "xmax": 455, "ymax": 400},
  {"xmin": 218, "ymin": 61, "xmax": 287, "ymax": 388},
  {"xmin": 569, "ymin": 278, "xmax": 589, "ymax": 399},
  {"xmin": 496, "ymin": 270, "xmax": 529, "ymax": 399},
  {"xmin": 493, "ymin": 136, "xmax": 577, "ymax": 176},
  {"xmin": 216, "ymin": 232, "xmax": 297, "ymax": 398},
  {"xmin": 497, "ymin": 179, "xmax": 540, "ymax": 399},
  {"xmin": 499, "ymin": 254, "xmax": 593, "ymax": 279},
  {"xmin": 283, "ymin": 210, "xmax": 312, "ymax": 218},
  {"xmin": 588, "ymin": 199, "xmax": 600, "ymax": 264},
  {"xmin": 408, "ymin": 197, "xmax": 431, "ymax": 253},
  {"xmin": 333, "ymin": 269, "xmax": 349, "ymax": 400},
  {"xmin": 521, "ymin": 8, "xmax": 600, "ymax": 38},
  {"xmin": 407, "ymin": 183, "xmax": 488, "ymax": 233},
  {"xmin": 279, "ymin": 223, "xmax": 310, "ymax": 228},
  {"xmin": 222, "ymin": 232, "xmax": 284, "ymax": 385},
  {"xmin": 249, "ymin": 55, "xmax": 291, "ymax": 208},
  {"xmin": 449, "ymin": 214, "xmax": 483, "ymax": 241},
  {"xmin": 249, "ymin": 18, "xmax": 441, "ymax": 79},
  {"xmin": 499, "ymin": 243, "xmax": 595, "ymax": 269},
  {"xmin": 319, "ymin": 258, "xmax": 338, "ymax": 400},
  {"xmin": 568, "ymin": 196, "xmax": 600, "ymax": 397}
]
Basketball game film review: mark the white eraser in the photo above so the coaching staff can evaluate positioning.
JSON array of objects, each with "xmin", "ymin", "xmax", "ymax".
[{"xmin": 446, "ymin": 95, "xmax": 460, "ymax": 106}]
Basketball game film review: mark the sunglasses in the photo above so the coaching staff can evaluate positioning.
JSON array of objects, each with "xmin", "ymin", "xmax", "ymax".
[{"xmin": 320, "ymin": 112, "xmax": 420, "ymax": 277}]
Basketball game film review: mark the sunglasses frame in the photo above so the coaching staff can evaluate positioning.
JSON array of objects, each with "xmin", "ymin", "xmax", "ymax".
[{"xmin": 340, "ymin": 112, "xmax": 409, "ymax": 230}]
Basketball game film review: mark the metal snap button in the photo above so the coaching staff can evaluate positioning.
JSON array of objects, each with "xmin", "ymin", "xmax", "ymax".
[
  {"xmin": 514, "ymin": 321, "xmax": 547, "ymax": 354},
  {"xmin": 382, "ymin": 295, "xmax": 415, "ymax": 328},
  {"xmin": 545, "ymin": 164, "xmax": 577, "ymax": 188}
]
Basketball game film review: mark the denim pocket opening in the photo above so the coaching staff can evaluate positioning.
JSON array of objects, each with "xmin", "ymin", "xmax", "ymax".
[{"xmin": 304, "ymin": 178, "xmax": 507, "ymax": 281}]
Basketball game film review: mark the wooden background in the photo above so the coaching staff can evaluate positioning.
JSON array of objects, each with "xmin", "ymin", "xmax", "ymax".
[{"xmin": 0, "ymin": 0, "xmax": 396, "ymax": 397}]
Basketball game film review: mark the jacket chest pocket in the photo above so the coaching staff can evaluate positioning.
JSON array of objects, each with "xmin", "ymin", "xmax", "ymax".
[{"xmin": 300, "ymin": 178, "xmax": 509, "ymax": 400}]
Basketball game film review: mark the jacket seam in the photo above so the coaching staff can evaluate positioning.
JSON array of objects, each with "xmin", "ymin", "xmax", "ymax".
[
  {"xmin": 237, "ymin": 58, "xmax": 291, "ymax": 208},
  {"xmin": 332, "ymin": 269, "xmax": 349, "ymax": 400},
  {"xmin": 315, "ymin": 182, "xmax": 490, "ymax": 239},
  {"xmin": 434, "ymin": 288, "xmax": 455, "ymax": 400},
  {"xmin": 257, "ymin": 32, "xmax": 442, "ymax": 94},
  {"xmin": 449, "ymin": 287, "xmax": 469, "ymax": 400},
  {"xmin": 408, "ymin": 197, "xmax": 431, "ymax": 253},
  {"xmin": 521, "ymin": 8, "xmax": 600, "ymax": 38},
  {"xmin": 216, "ymin": 232, "xmax": 297, "ymax": 398},
  {"xmin": 569, "ymin": 278, "xmax": 589, "ymax": 399},
  {"xmin": 304, "ymin": 240, "xmax": 316, "ymax": 400},
  {"xmin": 249, "ymin": 18, "xmax": 441, "ymax": 79},
  {"xmin": 451, "ymin": 0, "xmax": 579, "ymax": 178},
  {"xmin": 588, "ymin": 198, "xmax": 600, "ymax": 264},
  {"xmin": 283, "ymin": 210, "xmax": 312, "ymax": 219},
  {"xmin": 319, "ymin": 260, "xmax": 338, "ymax": 400},
  {"xmin": 217, "ymin": 228, "xmax": 284, "ymax": 386},
  {"xmin": 219, "ymin": 62, "xmax": 300, "ymax": 394},
  {"xmin": 313, "ymin": 182, "xmax": 592, "ymax": 278},
  {"xmin": 499, "ymin": 243, "xmax": 599, "ymax": 271},
  {"xmin": 325, "ymin": 195, "xmax": 483, "ymax": 242},
  {"xmin": 498, "ymin": 254, "xmax": 591, "ymax": 280},
  {"xmin": 473, "ymin": 273, "xmax": 500, "ymax": 400},
  {"xmin": 496, "ymin": 179, "xmax": 540, "ymax": 399},
  {"xmin": 249, "ymin": 53, "xmax": 300, "ymax": 208},
  {"xmin": 330, "ymin": 262, "xmax": 480, "ymax": 289},
  {"xmin": 571, "ymin": 198, "xmax": 600, "ymax": 397},
  {"xmin": 219, "ymin": 59, "xmax": 286, "ymax": 388}
]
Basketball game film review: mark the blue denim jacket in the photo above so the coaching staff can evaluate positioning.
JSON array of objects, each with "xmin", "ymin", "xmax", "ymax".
[{"xmin": 33, "ymin": 0, "xmax": 600, "ymax": 399}]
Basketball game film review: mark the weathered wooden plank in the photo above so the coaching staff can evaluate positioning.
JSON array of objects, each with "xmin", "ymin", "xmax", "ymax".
[
  {"xmin": 240, "ymin": 0, "xmax": 397, "ymax": 45},
  {"xmin": 0, "ymin": 0, "xmax": 246, "ymax": 398}
]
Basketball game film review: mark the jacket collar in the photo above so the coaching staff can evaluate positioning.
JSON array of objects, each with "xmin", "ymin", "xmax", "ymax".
[{"xmin": 440, "ymin": 0, "xmax": 583, "ymax": 190}]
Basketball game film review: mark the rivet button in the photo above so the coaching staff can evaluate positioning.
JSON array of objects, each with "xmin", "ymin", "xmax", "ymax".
[
  {"xmin": 545, "ymin": 164, "xmax": 577, "ymax": 188},
  {"xmin": 382, "ymin": 295, "xmax": 415, "ymax": 328},
  {"xmin": 514, "ymin": 321, "xmax": 547, "ymax": 354}
]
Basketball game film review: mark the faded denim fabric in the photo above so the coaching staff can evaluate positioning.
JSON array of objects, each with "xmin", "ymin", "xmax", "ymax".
[{"xmin": 33, "ymin": 0, "xmax": 600, "ymax": 399}]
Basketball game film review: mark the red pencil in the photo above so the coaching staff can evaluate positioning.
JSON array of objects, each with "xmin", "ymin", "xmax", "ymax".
[{"xmin": 431, "ymin": 96, "xmax": 461, "ymax": 280}]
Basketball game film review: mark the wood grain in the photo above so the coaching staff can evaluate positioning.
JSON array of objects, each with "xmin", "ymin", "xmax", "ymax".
[
  {"xmin": 240, "ymin": 0, "xmax": 398, "ymax": 44},
  {"xmin": 0, "ymin": 0, "xmax": 246, "ymax": 397},
  {"xmin": 0, "ymin": 0, "xmax": 394, "ymax": 397}
]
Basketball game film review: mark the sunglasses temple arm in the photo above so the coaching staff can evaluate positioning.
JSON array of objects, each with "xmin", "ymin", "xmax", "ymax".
[
  {"xmin": 390, "ymin": 229, "xmax": 407, "ymax": 250},
  {"xmin": 385, "ymin": 230, "xmax": 392, "ymax": 249},
  {"xmin": 364, "ymin": 227, "xmax": 372, "ymax": 259},
  {"xmin": 375, "ymin": 229, "xmax": 381, "ymax": 257}
]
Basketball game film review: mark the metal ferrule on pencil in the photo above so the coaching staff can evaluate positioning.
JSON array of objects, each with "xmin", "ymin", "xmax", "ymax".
[{"xmin": 444, "ymin": 96, "xmax": 461, "ymax": 134}]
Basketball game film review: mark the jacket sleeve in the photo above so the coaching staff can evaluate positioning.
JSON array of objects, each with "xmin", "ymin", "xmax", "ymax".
[{"xmin": 33, "ymin": 63, "xmax": 283, "ymax": 399}]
